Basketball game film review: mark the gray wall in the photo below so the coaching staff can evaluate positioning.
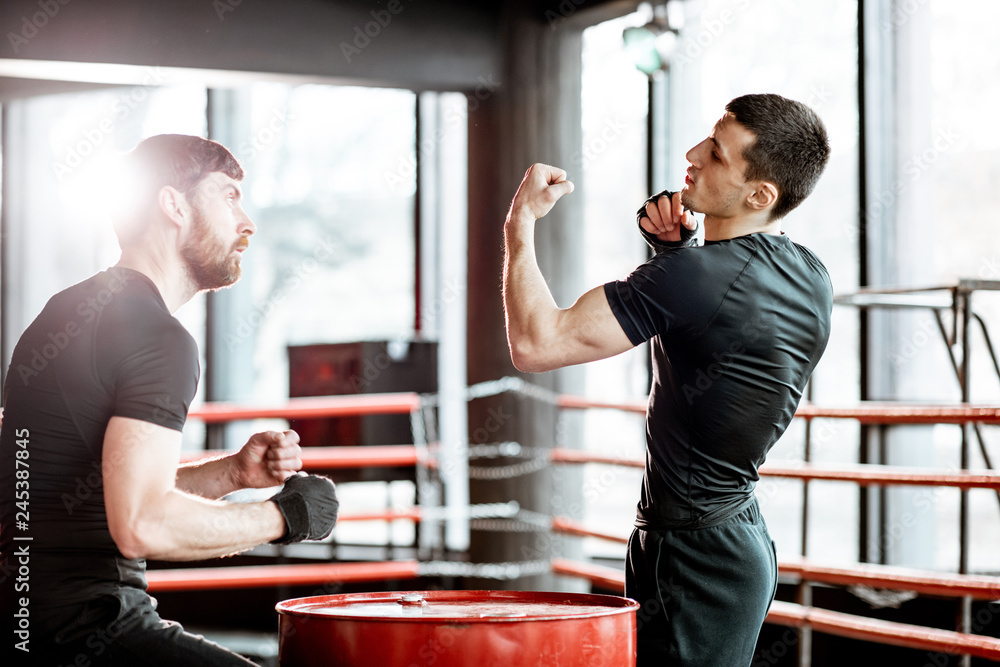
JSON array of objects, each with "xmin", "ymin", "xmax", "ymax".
[
  {"xmin": 0, "ymin": 0, "xmax": 501, "ymax": 93},
  {"xmin": 466, "ymin": 1, "xmax": 587, "ymax": 591},
  {"xmin": 0, "ymin": 0, "xmax": 635, "ymax": 590}
]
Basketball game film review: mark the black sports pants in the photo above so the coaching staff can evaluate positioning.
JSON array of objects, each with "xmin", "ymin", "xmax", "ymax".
[
  {"xmin": 626, "ymin": 498, "xmax": 778, "ymax": 666},
  {"xmin": 11, "ymin": 588, "xmax": 258, "ymax": 667}
]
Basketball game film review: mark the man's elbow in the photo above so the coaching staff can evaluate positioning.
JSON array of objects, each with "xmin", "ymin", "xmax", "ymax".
[
  {"xmin": 109, "ymin": 518, "xmax": 166, "ymax": 560},
  {"xmin": 509, "ymin": 341, "xmax": 557, "ymax": 374},
  {"xmin": 111, "ymin": 531, "xmax": 149, "ymax": 561}
]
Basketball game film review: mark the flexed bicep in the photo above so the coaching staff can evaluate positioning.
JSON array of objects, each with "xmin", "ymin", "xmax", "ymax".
[
  {"xmin": 103, "ymin": 416, "xmax": 182, "ymax": 559},
  {"xmin": 512, "ymin": 285, "xmax": 635, "ymax": 373}
]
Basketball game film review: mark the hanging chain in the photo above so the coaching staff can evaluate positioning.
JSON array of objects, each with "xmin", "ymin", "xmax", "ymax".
[
  {"xmin": 470, "ymin": 508, "xmax": 553, "ymax": 533},
  {"xmin": 418, "ymin": 559, "xmax": 551, "ymax": 580}
]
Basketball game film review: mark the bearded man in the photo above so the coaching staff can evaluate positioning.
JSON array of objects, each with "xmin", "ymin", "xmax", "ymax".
[{"xmin": 0, "ymin": 135, "xmax": 340, "ymax": 666}]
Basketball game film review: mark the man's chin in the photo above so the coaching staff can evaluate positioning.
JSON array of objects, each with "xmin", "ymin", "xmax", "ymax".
[
  {"xmin": 679, "ymin": 189, "xmax": 700, "ymax": 213},
  {"xmin": 195, "ymin": 264, "xmax": 242, "ymax": 292},
  {"xmin": 216, "ymin": 266, "xmax": 242, "ymax": 290}
]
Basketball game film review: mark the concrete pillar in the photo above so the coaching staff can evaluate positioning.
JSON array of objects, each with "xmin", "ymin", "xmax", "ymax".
[{"xmin": 466, "ymin": 1, "xmax": 585, "ymax": 591}]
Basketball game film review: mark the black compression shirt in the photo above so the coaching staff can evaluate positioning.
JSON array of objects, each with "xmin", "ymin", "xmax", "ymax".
[
  {"xmin": 604, "ymin": 232, "xmax": 832, "ymax": 529},
  {"xmin": 0, "ymin": 267, "xmax": 199, "ymax": 614}
]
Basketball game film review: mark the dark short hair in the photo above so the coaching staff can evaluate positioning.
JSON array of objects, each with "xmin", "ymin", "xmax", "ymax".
[
  {"xmin": 725, "ymin": 94, "xmax": 830, "ymax": 220},
  {"xmin": 130, "ymin": 133, "xmax": 243, "ymax": 199},
  {"xmin": 116, "ymin": 134, "xmax": 243, "ymax": 242}
]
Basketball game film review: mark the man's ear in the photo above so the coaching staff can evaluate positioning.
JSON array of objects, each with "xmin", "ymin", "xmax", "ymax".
[
  {"xmin": 746, "ymin": 182, "xmax": 778, "ymax": 213},
  {"xmin": 157, "ymin": 186, "xmax": 189, "ymax": 228}
]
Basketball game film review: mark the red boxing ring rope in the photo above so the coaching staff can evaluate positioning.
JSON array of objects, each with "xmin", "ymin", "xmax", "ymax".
[
  {"xmin": 549, "ymin": 448, "xmax": 1000, "ymax": 489},
  {"xmin": 171, "ymin": 390, "xmax": 1000, "ymax": 661},
  {"xmin": 551, "ymin": 559, "xmax": 1000, "ymax": 661},
  {"xmin": 555, "ymin": 395, "xmax": 1000, "ymax": 425},
  {"xmin": 551, "ymin": 516, "xmax": 1000, "ymax": 600},
  {"xmin": 147, "ymin": 561, "xmax": 421, "ymax": 593},
  {"xmin": 180, "ymin": 445, "xmax": 422, "ymax": 468},
  {"xmin": 183, "ymin": 391, "xmax": 1000, "ymax": 427},
  {"xmin": 188, "ymin": 392, "xmax": 421, "ymax": 423}
]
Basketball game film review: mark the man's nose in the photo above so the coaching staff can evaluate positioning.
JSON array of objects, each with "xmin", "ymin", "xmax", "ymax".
[
  {"xmin": 240, "ymin": 210, "xmax": 257, "ymax": 236},
  {"xmin": 685, "ymin": 140, "xmax": 705, "ymax": 167}
]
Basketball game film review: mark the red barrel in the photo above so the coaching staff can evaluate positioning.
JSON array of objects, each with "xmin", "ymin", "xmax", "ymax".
[{"xmin": 276, "ymin": 589, "xmax": 638, "ymax": 666}]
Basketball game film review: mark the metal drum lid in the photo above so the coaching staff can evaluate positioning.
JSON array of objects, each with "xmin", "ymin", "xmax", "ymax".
[{"xmin": 276, "ymin": 590, "xmax": 638, "ymax": 622}]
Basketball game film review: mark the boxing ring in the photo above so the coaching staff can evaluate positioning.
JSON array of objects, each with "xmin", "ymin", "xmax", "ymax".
[{"xmin": 147, "ymin": 379, "xmax": 1000, "ymax": 664}]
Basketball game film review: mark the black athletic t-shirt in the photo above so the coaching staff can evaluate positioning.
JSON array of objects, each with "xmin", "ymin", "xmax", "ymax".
[
  {"xmin": 0, "ymin": 267, "xmax": 199, "ymax": 616},
  {"xmin": 604, "ymin": 232, "xmax": 832, "ymax": 529}
]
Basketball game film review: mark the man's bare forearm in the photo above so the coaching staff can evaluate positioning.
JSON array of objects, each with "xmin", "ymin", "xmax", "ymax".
[
  {"xmin": 177, "ymin": 454, "xmax": 242, "ymax": 499},
  {"xmin": 130, "ymin": 491, "xmax": 285, "ymax": 561},
  {"xmin": 501, "ymin": 164, "xmax": 632, "ymax": 371},
  {"xmin": 503, "ymin": 207, "xmax": 562, "ymax": 371}
]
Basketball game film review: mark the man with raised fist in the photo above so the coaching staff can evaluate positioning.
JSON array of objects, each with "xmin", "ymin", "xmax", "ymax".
[
  {"xmin": 0, "ymin": 135, "xmax": 339, "ymax": 666},
  {"xmin": 503, "ymin": 94, "xmax": 832, "ymax": 666}
]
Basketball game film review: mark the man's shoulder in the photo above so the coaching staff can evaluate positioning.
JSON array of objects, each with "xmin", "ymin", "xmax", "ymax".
[
  {"xmin": 47, "ymin": 267, "xmax": 156, "ymax": 316},
  {"xmin": 97, "ymin": 269, "xmax": 178, "ymax": 325},
  {"xmin": 627, "ymin": 243, "xmax": 753, "ymax": 319},
  {"xmin": 643, "ymin": 238, "xmax": 757, "ymax": 284},
  {"xmin": 94, "ymin": 270, "xmax": 197, "ymax": 356},
  {"xmin": 784, "ymin": 239, "xmax": 834, "ymax": 297}
]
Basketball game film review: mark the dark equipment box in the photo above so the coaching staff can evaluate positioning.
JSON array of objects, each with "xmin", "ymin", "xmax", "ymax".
[{"xmin": 287, "ymin": 341, "xmax": 437, "ymax": 482}]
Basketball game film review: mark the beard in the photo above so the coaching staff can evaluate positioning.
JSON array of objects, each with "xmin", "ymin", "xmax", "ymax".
[
  {"xmin": 681, "ymin": 183, "xmax": 742, "ymax": 218},
  {"xmin": 181, "ymin": 205, "xmax": 243, "ymax": 292}
]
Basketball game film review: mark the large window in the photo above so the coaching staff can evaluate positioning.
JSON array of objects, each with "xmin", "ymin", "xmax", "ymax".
[
  {"xmin": 580, "ymin": 0, "xmax": 1000, "ymax": 575},
  {"xmin": 579, "ymin": 13, "xmax": 654, "ymax": 559},
  {"xmin": 1, "ymin": 80, "xmax": 418, "ymax": 453},
  {"xmin": 211, "ymin": 83, "xmax": 417, "ymax": 406},
  {"xmin": 890, "ymin": 0, "xmax": 1000, "ymax": 573},
  {"xmin": 2, "ymin": 84, "xmax": 207, "ymax": 333},
  {"xmin": 209, "ymin": 83, "xmax": 421, "ymax": 549},
  {"xmin": 666, "ymin": 0, "xmax": 862, "ymax": 565},
  {"xmin": 2, "ymin": 84, "xmax": 209, "ymax": 447},
  {"xmin": 579, "ymin": 0, "xmax": 861, "ymax": 563},
  {"xmin": 1, "ymin": 77, "xmax": 432, "ymax": 551}
]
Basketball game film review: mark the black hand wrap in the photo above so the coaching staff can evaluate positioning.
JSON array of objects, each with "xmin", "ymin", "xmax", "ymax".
[
  {"xmin": 636, "ymin": 189, "xmax": 700, "ymax": 250},
  {"xmin": 269, "ymin": 473, "xmax": 340, "ymax": 545}
]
